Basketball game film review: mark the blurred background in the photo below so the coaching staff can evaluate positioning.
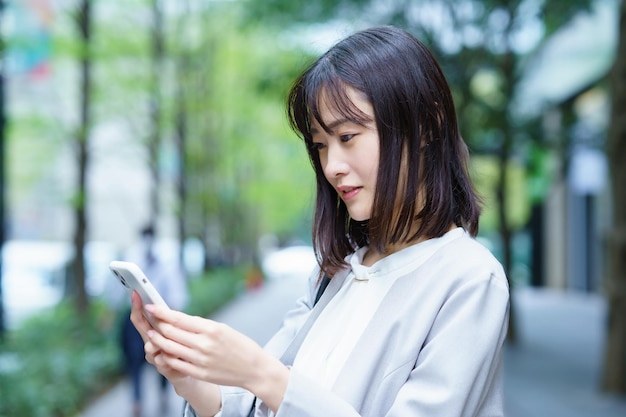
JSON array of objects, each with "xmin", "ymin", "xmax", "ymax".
[{"xmin": 0, "ymin": 0, "xmax": 625, "ymax": 416}]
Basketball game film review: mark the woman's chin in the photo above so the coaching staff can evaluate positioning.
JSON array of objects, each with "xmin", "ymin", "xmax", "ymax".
[{"xmin": 349, "ymin": 213, "xmax": 371, "ymax": 222}]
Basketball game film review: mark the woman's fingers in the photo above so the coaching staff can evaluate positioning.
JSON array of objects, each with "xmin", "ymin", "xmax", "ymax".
[
  {"xmin": 145, "ymin": 304, "xmax": 215, "ymax": 334},
  {"xmin": 128, "ymin": 293, "xmax": 200, "ymax": 389},
  {"xmin": 139, "ymin": 303, "xmax": 271, "ymax": 388},
  {"xmin": 130, "ymin": 291, "xmax": 153, "ymax": 343},
  {"xmin": 154, "ymin": 352, "xmax": 210, "ymax": 381},
  {"xmin": 146, "ymin": 328, "xmax": 198, "ymax": 362},
  {"xmin": 144, "ymin": 305, "xmax": 228, "ymax": 353}
]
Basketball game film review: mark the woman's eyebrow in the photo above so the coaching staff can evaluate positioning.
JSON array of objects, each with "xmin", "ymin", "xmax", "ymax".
[
  {"xmin": 326, "ymin": 118, "xmax": 350, "ymax": 132},
  {"xmin": 310, "ymin": 118, "xmax": 350, "ymax": 136}
]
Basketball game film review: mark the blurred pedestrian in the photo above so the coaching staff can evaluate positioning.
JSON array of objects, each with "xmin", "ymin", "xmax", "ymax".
[
  {"xmin": 131, "ymin": 26, "xmax": 509, "ymax": 417},
  {"xmin": 119, "ymin": 224, "xmax": 188, "ymax": 417}
]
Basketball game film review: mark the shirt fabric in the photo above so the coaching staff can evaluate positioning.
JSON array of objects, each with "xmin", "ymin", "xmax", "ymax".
[
  {"xmin": 293, "ymin": 228, "xmax": 464, "ymax": 388},
  {"xmin": 183, "ymin": 229, "xmax": 510, "ymax": 417}
]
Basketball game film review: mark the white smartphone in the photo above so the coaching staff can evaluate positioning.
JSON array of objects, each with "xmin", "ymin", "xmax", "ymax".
[{"xmin": 109, "ymin": 261, "xmax": 169, "ymax": 326}]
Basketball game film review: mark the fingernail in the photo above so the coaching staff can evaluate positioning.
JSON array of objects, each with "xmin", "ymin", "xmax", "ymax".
[
  {"xmin": 145, "ymin": 304, "xmax": 155, "ymax": 312},
  {"xmin": 147, "ymin": 330, "xmax": 155, "ymax": 339}
]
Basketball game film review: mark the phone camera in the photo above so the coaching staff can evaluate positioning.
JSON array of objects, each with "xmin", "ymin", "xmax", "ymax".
[{"xmin": 114, "ymin": 271, "xmax": 129, "ymax": 288}]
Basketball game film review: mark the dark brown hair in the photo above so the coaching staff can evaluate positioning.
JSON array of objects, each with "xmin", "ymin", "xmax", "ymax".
[{"xmin": 287, "ymin": 26, "xmax": 481, "ymax": 278}]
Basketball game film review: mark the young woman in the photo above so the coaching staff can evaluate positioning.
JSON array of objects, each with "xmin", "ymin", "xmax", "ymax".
[{"xmin": 131, "ymin": 25, "xmax": 510, "ymax": 417}]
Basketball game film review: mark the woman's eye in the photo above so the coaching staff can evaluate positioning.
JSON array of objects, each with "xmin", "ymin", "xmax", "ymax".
[
  {"xmin": 339, "ymin": 133, "xmax": 355, "ymax": 142},
  {"xmin": 310, "ymin": 142, "xmax": 326, "ymax": 151}
]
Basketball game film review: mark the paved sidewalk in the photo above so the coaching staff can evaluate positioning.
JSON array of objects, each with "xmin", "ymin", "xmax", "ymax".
[
  {"xmin": 77, "ymin": 279, "xmax": 626, "ymax": 417},
  {"xmin": 504, "ymin": 287, "xmax": 626, "ymax": 417}
]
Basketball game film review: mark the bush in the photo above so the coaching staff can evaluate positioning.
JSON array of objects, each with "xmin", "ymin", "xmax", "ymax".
[
  {"xmin": 0, "ymin": 266, "xmax": 247, "ymax": 417},
  {"xmin": 0, "ymin": 300, "xmax": 120, "ymax": 417},
  {"xmin": 185, "ymin": 266, "xmax": 248, "ymax": 317}
]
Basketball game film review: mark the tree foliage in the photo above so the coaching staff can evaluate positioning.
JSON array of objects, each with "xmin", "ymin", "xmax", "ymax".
[{"xmin": 166, "ymin": 3, "xmax": 315, "ymax": 265}]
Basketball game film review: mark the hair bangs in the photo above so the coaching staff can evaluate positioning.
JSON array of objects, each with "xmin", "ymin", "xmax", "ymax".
[
  {"xmin": 297, "ymin": 60, "xmax": 372, "ymax": 139},
  {"xmin": 312, "ymin": 82, "xmax": 372, "ymax": 135}
]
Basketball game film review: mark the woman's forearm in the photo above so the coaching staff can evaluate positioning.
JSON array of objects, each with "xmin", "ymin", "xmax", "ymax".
[
  {"xmin": 175, "ymin": 378, "xmax": 222, "ymax": 417},
  {"xmin": 177, "ymin": 355, "xmax": 289, "ymax": 416},
  {"xmin": 244, "ymin": 354, "xmax": 290, "ymax": 413}
]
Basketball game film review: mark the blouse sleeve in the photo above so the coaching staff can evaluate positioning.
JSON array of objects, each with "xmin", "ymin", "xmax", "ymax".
[
  {"xmin": 180, "ymin": 386, "xmax": 255, "ymax": 417},
  {"xmin": 385, "ymin": 271, "xmax": 510, "ymax": 417}
]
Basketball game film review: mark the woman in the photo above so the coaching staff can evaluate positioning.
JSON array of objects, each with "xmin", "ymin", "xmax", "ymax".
[{"xmin": 131, "ymin": 25, "xmax": 509, "ymax": 417}]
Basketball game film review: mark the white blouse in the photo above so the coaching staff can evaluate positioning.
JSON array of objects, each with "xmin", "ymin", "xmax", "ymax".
[{"xmin": 292, "ymin": 227, "xmax": 465, "ymax": 387}]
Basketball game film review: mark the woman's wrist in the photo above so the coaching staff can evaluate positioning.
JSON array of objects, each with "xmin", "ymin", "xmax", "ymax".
[
  {"xmin": 175, "ymin": 378, "xmax": 222, "ymax": 417},
  {"xmin": 246, "ymin": 355, "xmax": 290, "ymax": 413}
]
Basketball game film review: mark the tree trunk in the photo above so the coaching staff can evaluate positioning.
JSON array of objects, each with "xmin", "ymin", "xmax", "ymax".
[
  {"xmin": 173, "ymin": 2, "xmax": 192, "ymax": 272},
  {"xmin": 496, "ymin": 3, "xmax": 518, "ymax": 343},
  {"xmin": 602, "ymin": 0, "xmax": 626, "ymax": 394},
  {"xmin": 175, "ymin": 57, "xmax": 188, "ymax": 271},
  {"xmin": 72, "ymin": 0, "xmax": 92, "ymax": 313},
  {"xmin": 0, "ymin": 0, "xmax": 7, "ymax": 340},
  {"xmin": 148, "ymin": 0, "xmax": 164, "ymax": 230}
]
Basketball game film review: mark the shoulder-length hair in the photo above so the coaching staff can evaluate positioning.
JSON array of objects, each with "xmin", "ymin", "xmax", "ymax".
[{"xmin": 287, "ymin": 26, "xmax": 481, "ymax": 278}]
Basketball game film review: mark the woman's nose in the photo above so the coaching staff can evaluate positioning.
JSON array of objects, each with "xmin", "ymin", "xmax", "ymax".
[{"xmin": 322, "ymin": 144, "xmax": 349, "ymax": 179}]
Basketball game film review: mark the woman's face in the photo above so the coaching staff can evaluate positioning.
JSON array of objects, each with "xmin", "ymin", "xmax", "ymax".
[{"xmin": 310, "ymin": 87, "xmax": 380, "ymax": 221}]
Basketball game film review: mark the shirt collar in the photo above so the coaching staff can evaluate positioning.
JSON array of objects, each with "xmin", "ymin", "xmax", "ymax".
[{"xmin": 349, "ymin": 227, "xmax": 465, "ymax": 281}]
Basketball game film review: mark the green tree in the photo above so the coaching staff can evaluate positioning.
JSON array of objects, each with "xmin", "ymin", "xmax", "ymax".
[
  {"xmin": 163, "ymin": 3, "xmax": 314, "ymax": 268},
  {"xmin": 65, "ymin": 0, "xmax": 156, "ymax": 313},
  {"xmin": 70, "ymin": 0, "xmax": 93, "ymax": 314}
]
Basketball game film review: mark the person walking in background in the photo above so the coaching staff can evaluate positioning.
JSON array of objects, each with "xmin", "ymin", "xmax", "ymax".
[
  {"xmin": 131, "ymin": 26, "xmax": 509, "ymax": 417},
  {"xmin": 119, "ymin": 225, "xmax": 188, "ymax": 417}
]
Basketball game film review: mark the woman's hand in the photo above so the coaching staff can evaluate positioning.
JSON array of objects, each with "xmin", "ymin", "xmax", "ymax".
[
  {"xmin": 130, "ymin": 291, "xmax": 221, "ymax": 417},
  {"xmin": 129, "ymin": 292, "xmax": 192, "ymax": 386},
  {"xmin": 130, "ymin": 291, "xmax": 289, "ymax": 413}
]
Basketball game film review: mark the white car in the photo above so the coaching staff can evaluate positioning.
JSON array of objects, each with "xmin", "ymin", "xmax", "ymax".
[
  {"xmin": 261, "ymin": 245, "xmax": 317, "ymax": 281},
  {"xmin": 1, "ymin": 240, "xmax": 70, "ymax": 328},
  {"xmin": 1, "ymin": 240, "xmax": 118, "ymax": 329}
]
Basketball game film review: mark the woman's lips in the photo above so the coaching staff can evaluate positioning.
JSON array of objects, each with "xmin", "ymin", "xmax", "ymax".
[{"xmin": 340, "ymin": 186, "xmax": 361, "ymax": 201}]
